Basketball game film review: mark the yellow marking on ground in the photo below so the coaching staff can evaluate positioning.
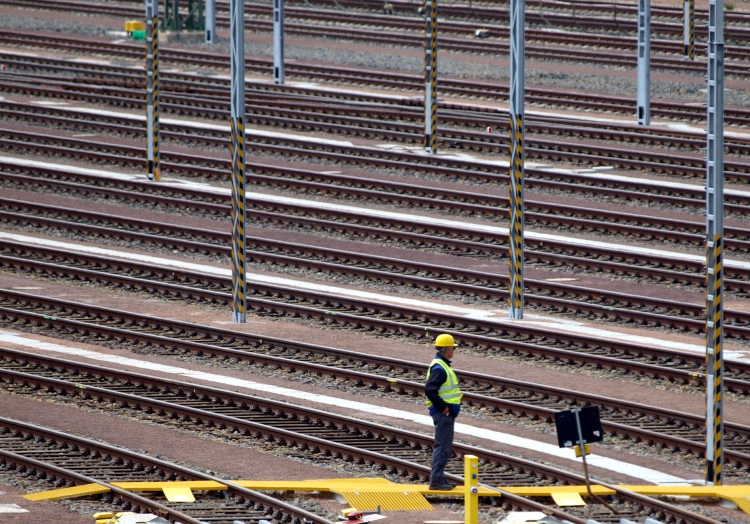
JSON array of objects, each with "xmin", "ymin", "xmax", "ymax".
[
  {"xmin": 338, "ymin": 490, "xmax": 432, "ymax": 511},
  {"xmin": 23, "ymin": 483, "xmax": 109, "ymax": 501},
  {"xmin": 112, "ymin": 481, "xmax": 226, "ymax": 491},
  {"xmin": 501, "ymin": 486, "xmax": 615, "ymax": 497},
  {"xmin": 22, "ymin": 479, "xmax": 750, "ymax": 514},
  {"xmin": 162, "ymin": 486, "xmax": 195, "ymax": 502},
  {"xmin": 550, "ymin": 492, "xmax": 586, "ymax": 506}
]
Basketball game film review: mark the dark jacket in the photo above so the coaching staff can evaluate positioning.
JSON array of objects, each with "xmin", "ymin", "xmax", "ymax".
[{"xmin": 425, "ymin": 354, "xmax": 461, "ymax": 417}]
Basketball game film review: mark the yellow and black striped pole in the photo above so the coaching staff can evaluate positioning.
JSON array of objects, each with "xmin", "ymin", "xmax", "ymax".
[
  {"xmin": 230, "ymin": 0, "xmax": 247, "ymax": 323},
  {"xmin": 705, "ymin": 0, "xmax": 724, "ymax": 485},
  {"xmin": 684, "ymin": 0, "xmax": 695, "ymax": 60},
  {"xmin": 705, "ymin": 235, "xmax": 724, "ymax": 485},
  {"xmin": 146, "ymin": 0, "xmax": 160, "ymax": 181},
  {"xmin": 508, "ymin": 114, "xmax": 524, "ymax": 319},
  {"xmin": 508, "ymin": 0, "xmax": 525, "ymax": 319},
  {"xmin": 423, "ymin": 0, "xmax": 438, "ymax": 154}
]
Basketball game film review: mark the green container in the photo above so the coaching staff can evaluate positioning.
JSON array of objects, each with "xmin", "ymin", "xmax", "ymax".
[{"xmin": 132, "ymin": 29, "xmax": 146, "ymax": 41}]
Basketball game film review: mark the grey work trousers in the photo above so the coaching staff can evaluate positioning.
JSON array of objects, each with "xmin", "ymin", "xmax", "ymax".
[{"xmin": 430, "ymin": 411, "xmax": 455, "ymax": 485}]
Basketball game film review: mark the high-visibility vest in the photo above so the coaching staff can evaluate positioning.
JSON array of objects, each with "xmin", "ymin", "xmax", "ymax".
[{"xmin": 425, "ymin": 358, "xmax": 463, "ymax": 407}]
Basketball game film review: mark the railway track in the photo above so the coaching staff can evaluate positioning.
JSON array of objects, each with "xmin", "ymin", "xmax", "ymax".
[
  {"xmin": 5, "ymin": 131, "xmax": 750, "ymax": 290},
  {"xmin": 0, "ymin": 229, "xmax": 729, "ymax": 332},
  {"xmin": 0, "ymin": 360, "xmax": 725, "ymax": 523},
  {"xmin": 234, "ymin": 18, "xmax": 750, "ymax": 78},
  {"xmin": 2, "ymin": 324, "xmax": 750, "ymax": 474},
  {"xmin": 15, "ymin": 0, "xmax": 750, "ymax": 34},
  {"xmin": 0, "ymin": 417, "xmax": 334, "ymax": 524},
  {"xmin": 1, "ymin": 225, "xmax": 747, "ymax": 340},
  {"xmin": 4, "ymin": 74, "xmax": 750, "ymax": 181},
  {"xmin": 10, "ymin": 74, "xmax": 732, "ymax": 160},
  {"xmin": 2, "ymin": 5, "xmax": 747, "ymax": 522},
  {"xmin": 0, "ymin": 51, "xmax": 748, "ymax": 137},
  {"xmin": 2, "ymin": 31, "xmax": 750, "ymax": 127},
  {"xmin": 237, "ymin": 4, "xmax": 750, "ymax": 62},
  {"xmin": 7, "ymin": 0, "xmax": 750, "ymax": 66},
  {"xmin": 4, "ymin": 130, "xmax": 750, "ymax": 256},
  {"xmin": 4, "ymin": 174, "xmax": 749, "ymax": 294},
  {"xmin": 291, "ymin": 0, "xmax": 750, "ymax": 42},
  {"xmin": 1, "ymin": 281, "xmax": 749, "ymax": 400},
  {"xmin": 5, "ymin": 99, "xmax": 750, "ymax": 221},
  {"xmin": 18, "ymin": 86, "xmax": 737, "ymax": 163}
]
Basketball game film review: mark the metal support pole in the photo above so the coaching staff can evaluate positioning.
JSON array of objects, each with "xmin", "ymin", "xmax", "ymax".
[
  {"xmin": 205, "ymin": 0, "xmax": 216, "ymax": 44},
  {"xmin": 508, "ymin": 0, "xmax": 524, "ymax": 320},
  {"xmin": 230, "ymin": 0, "xmax": 247, "ymax": 323},
  {"xmin": 637, "ymin": 0, "xmax": 651, "ymax": 125},
  {"xmin": 464, "ymin": 455, "xmax": 479, "ymax": 524},
  {"xmin": 146, "ymin": 0, "xmax": 160, "ymax": 181},
  {"xmin": 423, "ymin": 0, "xmax": 438, "ymax": 154},
  {"xmin": 705, "ymin": 0, "xmax": 724, "ymax": 487},
  {"xmin": 684, "ymin": 0, "xmax": 695, "ymax": 60},
  {"xmin": 273, "ymin": 0, "xmax": 285, "ymax": 84}
]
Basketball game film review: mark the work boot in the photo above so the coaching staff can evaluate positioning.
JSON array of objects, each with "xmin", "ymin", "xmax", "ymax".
[{"xmin": 428, "ymin": 482, "xmax": 456, "ymax": 491}]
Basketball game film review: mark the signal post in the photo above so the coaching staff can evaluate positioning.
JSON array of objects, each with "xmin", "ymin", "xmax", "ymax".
[
  {"xmin": 423, "ymin": 0, "xmax": 438, "ymax": 154},
  {"xmin": 508, "ymin": 0, "xmax": 525, "ymax": 319},
  {"xmin": 230, "ymin": 0, "xmax": 247, "ymax": 323},
  {"xmin": 705, "ymin": 0, "xmax": 725, "ymax": 486},
  {"xmin": 145, "ymin": 0, "xmax": 160, "ymax": 181},
  {"xmin": 684, "ymin": 0, "xmax": 695, "ymax": 60}
]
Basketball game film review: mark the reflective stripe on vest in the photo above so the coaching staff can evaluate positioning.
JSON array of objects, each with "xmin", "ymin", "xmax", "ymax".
[{"xmin": 425, "ymin": 358, "xmax": 463, "ymax": 406}]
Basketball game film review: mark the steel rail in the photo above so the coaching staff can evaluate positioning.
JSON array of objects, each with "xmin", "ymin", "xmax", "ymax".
[
  {"xmin": 5, "ymin": 0, "xmax": 742, "ymax": 69},
  {"xmin": 4, "ymin": 136, "xmax": 750, "ymax": 253},
  {"xmin": 6, "ymin": 89, "xmax": 750, "ymax": 159},
  {"xmin": 0, "ymin": 371, "xmax": 590, "ymax": 523},
  {"xmin": 0, "ymin": 362, "xmax": 721, "ymax": 524},
  {"xmin": 34, "ymin": 0, "xmax": 725, "ymax": 28},
  {"xmin": 3, "ymin": 77, "xmax": 744, "ymax": 179},
  {"xmin": 8, "ymin": 0, "xmax": 750, "ymax": 47},
  {"xmin": 296, "ymin": 0, "xmax": 747, "ymax": 38},
  {"xmin": 309, "ymin": 0, "xmax": 750, "ymax": 40},
  {"xmin": 0, "ymin": 48, "xmax": 711, "ymax": 126},
  {"xmin": 2, "ymin": 189, "xmax": 748, "ymax": 305},
  {"xmin": 1, "ymin": 72, "xmax": 738, "ymax": 156},
  {"xmin": 0, "ymin": 240, "xmax": 729, "ymax": 345},
  {"xmin": 4, "ymin": 69, "xmax": 750, "ymax": 164},
  {"xmin": 0, "ymin": 237, "xmax": 742, "ymax": 338},
  {"xmin": 4, "ymin": 190, "xmax": 743, "ymax": 291},
  {"xmin": 3, "ymin": 101, "xmax": 750, "ymax": 218},
  {"xmin": 2, "ymin": 330, "xmax": 750, "ymax": 468},
  {"xmin": 0, "ymin": 168, "xmax": 728, "ymax": 252},
  {"xmin": 0, "ymin": 417, "xmax": 335, "ymax": 524},
  {"xmin": 113, "ymin": 0, "xmax": 750, "ymax": 23},
  {"xmin": 0, "ymin": 55, "xmax": 740, "ymax": 129},
  {"xmin": 7, "ymin": 68, "xmax": 726, "ymax": 156},
  {"xmin": 235, "ymin": 19, "xmax": 750, "ymax": 78},
  {"xmin": 6, "ymin": 73, "xmax": 750, "ymax": 183},
  {"xmin": 1, "ymin": 284, "xmax": 749, "ymax": 392},
  {"xmin": 0, "ymin": 189, "xmax": 730, "ymax": 289},
  {"xmin": 1, "ymin": 35, "xmax": 749, "ymax": 126},
  {"xmin": 236, "ymin": 4, "xmax": 750, "ymax": 61},
  {"xmin": 0, "ymin": 451, "xmax": 203, "ymax": 524}
]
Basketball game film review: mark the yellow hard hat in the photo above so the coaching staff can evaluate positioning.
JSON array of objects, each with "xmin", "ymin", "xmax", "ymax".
[{"xmin": 435, "ymin": 334, "xmax": 456, "ymax": 347}]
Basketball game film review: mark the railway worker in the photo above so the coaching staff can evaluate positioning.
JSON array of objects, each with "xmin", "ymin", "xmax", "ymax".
[{"xmin": 425, "ymin": 333, "xmax": 463, "ymax": 491}]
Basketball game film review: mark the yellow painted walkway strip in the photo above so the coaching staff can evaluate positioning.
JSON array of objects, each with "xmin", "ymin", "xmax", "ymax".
[{"xmin": 23, "ymin": 479, "xmax": 750, "ymax": 514}]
